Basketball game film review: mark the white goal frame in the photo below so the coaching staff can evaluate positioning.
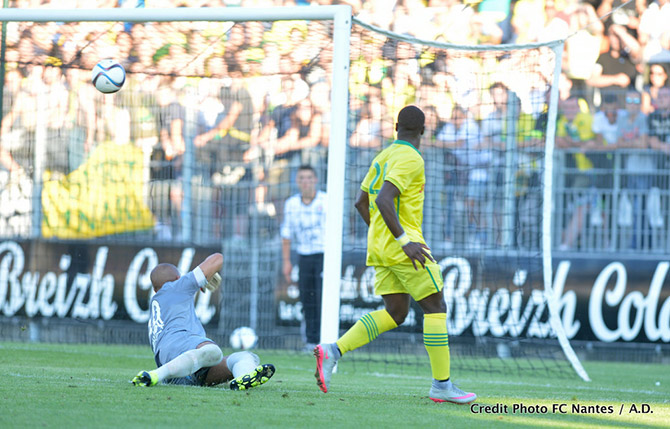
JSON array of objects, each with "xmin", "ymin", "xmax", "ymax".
[
  {"xmin": 0, "ymin": 5, "xmax": 351, "ymax": 344},
  {"xmin": 1, "ymin": 6, "xmax": 591, "ymax": 381}
]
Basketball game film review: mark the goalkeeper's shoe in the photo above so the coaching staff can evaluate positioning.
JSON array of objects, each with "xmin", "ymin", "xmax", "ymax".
[
  {"xmin": 429, "ymin": 381, "xmax": 477, "ymax": 404},
  {"xmin": 131, "ymin": 370, "xmax": 158, "ymax": 387},
  {"xmin": 314, "ymin": 343, "xmax": 338, "ymax": 393},
  {"xmin": 229, "ymin": 364, "xmax": 275, "ymax": 391}
]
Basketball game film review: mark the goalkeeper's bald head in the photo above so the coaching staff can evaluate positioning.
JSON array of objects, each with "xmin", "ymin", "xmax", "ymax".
[
  {"xmin": 396, "ymin": 105, "xmax": 425, "ymax": 136},
  {"xmin": 150, "ymin": 263, "xmax": 181, "ymax": 292}
]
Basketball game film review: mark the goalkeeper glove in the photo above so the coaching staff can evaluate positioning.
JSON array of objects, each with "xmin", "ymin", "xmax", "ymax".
[{"xmin": 201, "ymin": 272, "xmax": 222, "ymax": 293}]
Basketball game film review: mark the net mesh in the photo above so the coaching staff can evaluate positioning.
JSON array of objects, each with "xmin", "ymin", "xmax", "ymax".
[
  {"xmin": 0, "ymin": 13, "xmax": 584, "ymax": 378},
  {"xmin": 340, "ymin": 22, "xmax": 573, "ymax": 376}
]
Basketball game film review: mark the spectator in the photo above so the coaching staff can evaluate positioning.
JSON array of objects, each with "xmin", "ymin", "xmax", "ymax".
[
  {"xmin": 587, "ymin": 25, "xmax": 641, "ymax": 94},
  {"xmin": 0, "ymin": 65, "xmax": 25, "ymax": 175},
  {"xmin": 470, "ymin": 12, "xmax": 504, "ymax": 46},
  {"xmin": 536, "ymin": 0, "xmax": 570, "ymax": 43},
  {"xmin": 598, "ymin": 0, "xmax": 644, "ymax": 41},
  {"xmin": 195, "ymin": 61, "xmax": 254, "ymax": 182},
  {"xmin": 437, "ymin": 105, "xmax": 490, "ymax": 247},
  {"xmin": 555, "ymin": 96, "xmax": 597, "ymax": 250},
  {"xmin": 556, "ymin": 96, "xmax": 597, "ymax": 150},
  {"xmin": 131, "ymin": 23, "xmax": 156, "ymax": 72},
  {"xmin": 257, "ymin": 72, "xmax": 309, "ymax": 203},
  {"xmin": 637, "ymin": 0, "xmax": 670, "ymax": 63},
  {"xmin": 43, "ymin": 64, "xmax": 70, "ymax": 177},
  {"xmin": 421, "ymin": 104, "xmax": 451, "ymax": 247},
  {"xmin": 617, "ymin": 90, "xmax": 651, "ymax": 248},
  {"xmin": 618, "ymin": 90, "xmax": 649, "ymax": 150},
  {"xmin": 193, "ymin": 55, "xmax": 227, "ymax": 180},
  {"xmin": 480, "ymin": 82, "xmax": 519, "ymax": 244},
  {"xmin": 564, "ymin": 2, "xmax": 603, "ymax": 100},
  {"xmin": 641, "ymin": 63, "xmax": 669, "ymax": 114},
  {"xmin": 148, "ymin": 81, "xmax": 186, "ymax": 239},
  {"xmin": 476, "ymin": 0, "xmax": 512, "ymax": 43},
  {"xmin": 430, "ymin": 0, "xmax": 476, "ymax": 45},
  {"xmin": 648, "ymin": 86, "xmax": 670, "ymax": 149},
  {"xmin": 592, "ymin": 93, "xmax": 623, "ymax": 148},
  {"xmin": 0, "ymin": 65, "xmax": 43, "ymax": 177},
  {"xmin": 510, "ymin": 0, "xmax": 546, "ymax": 44},
  {"xmin": 281, "ymin": 165, "xmax": 326, "ymax": 351},
  {"xmin": 62, "ymin": 61, "xmax": 97, "ymax": 173},
  {"xmin": 274, "ymin": 97, "xmax": 323, "ymax": 164}
]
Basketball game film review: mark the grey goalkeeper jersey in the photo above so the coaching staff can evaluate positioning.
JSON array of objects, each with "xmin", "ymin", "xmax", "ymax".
[{"xmin": 148, "ymin": 268, "xmax": 210, "ymax": 365}]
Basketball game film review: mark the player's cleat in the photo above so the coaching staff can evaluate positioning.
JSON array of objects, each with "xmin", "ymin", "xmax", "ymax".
[
  {"xmin": 229, "ymin": 364, "xmax": 275, "ymax": 391},
  {"xmin": 429, "ymin": 382, "xmax": 477, "ymax": 404},
  {"xmin": 131, "ymin": 370, "xmax": 158, "ymax": 387},
  {"xmin": 314, "ymin": 343, "xmax": 338, "ymax": 393}
]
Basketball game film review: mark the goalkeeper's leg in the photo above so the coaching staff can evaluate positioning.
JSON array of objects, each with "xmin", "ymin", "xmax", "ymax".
[
  {"xmin": 227, "ymin": 351, "xmax": 275, "ymax": 390},
  {"xmin": 132, "ymin": 342, "xmax": 223, "ymax": 386}
]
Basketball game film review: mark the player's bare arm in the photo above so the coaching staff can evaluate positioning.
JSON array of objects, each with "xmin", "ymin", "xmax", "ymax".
[
  {"xmin": 198, "ymin": 252, "xmax": 223, "ymax": 280},
  {"xmin": 376, "ymin": 181, "xmax": 434, "ymax": 270},
  {"xmin": 354, "ymin": 190, "xmax": 370, "ymax": 226}
]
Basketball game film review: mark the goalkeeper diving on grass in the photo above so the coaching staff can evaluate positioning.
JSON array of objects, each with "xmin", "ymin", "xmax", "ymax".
[
  {"xmin": 314, "ymin": 106, "xmax": 476, "ymax": 404},
  {"xmin": 132, "ymin": 252, "xmax": 275, "ymax": 390}
]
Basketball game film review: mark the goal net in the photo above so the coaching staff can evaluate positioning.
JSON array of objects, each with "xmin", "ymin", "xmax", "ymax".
[
  {"xmin": 0, "ymin": 6, "xmax": 588, "ymax": 381},
  {"xmin": 342, "ymin": 19, "xmax": 588, "ymax": 381}
]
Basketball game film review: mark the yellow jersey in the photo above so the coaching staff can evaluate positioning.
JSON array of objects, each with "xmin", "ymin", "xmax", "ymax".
[{"xmin": 360, "ymin": 140, "xmax": 426, "ymax": 266}]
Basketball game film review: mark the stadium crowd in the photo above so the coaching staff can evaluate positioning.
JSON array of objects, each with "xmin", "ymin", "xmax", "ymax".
[{"xmin": 0, "ymin": 0, "xmax": 669, "ymax": 253}]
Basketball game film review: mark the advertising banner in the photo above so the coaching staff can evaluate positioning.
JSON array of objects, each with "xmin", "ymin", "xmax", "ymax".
[
  {"xmin": 0, "ymin": 240, "xmax": 218, "ymax": 325},
  {"xmin": 277, "ymin": 252, "xmax": 670, "ymax": 344},
  {"xmin": 41, "ymin": 142, "xmax": 155, "ymax": 239},
  {"xmin": 1, "ymin": 240, "xmax": 668, "ymax": 343}
]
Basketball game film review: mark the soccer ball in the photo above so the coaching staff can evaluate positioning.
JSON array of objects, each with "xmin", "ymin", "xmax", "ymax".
[
  {"xmin": 229, "ymin": 326, "xmax": 258, "ymax": 350},
  {"xmin": 91, "ymin": 59, "xmax": 126, "ymax": 94}
]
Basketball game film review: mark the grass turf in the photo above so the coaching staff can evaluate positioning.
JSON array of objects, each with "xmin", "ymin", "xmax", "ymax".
[{"xmin": 0, "ymin": 342, "xmax": 667, "ymax": 428}]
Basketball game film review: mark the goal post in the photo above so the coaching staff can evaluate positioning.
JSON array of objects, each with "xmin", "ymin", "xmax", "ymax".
[
  {"xmin": 543, "ymin": 42, "xmax": 591, "ymax": 382},
  {"xmin": 344, "ymin": 18, "xmax": 591, "ymax": 381},
  {"xmin": 0, "ymin": 5, "xmax": 350, "ymax": 342},
  {"xmin": 0, "ymin": 5, "xmax": 591, "ymax": 381}
]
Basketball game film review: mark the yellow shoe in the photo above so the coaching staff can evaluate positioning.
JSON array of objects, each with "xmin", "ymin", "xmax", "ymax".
[
  {"xmin": 229, "ymin": 364, "xmax": 275, "ymax": 390},
  {"xmin": 131, "ymin": 370, "xmax": 158, "ymax": 387}
]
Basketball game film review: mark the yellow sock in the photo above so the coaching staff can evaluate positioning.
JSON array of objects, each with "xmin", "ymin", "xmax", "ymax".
[
  {"xmin": 423, "ymin": 313, "xmax": 450, "ymax": 380},
  {"xmin": 336, "ymin": 309, "xmax": 397, "ymax": 354}
]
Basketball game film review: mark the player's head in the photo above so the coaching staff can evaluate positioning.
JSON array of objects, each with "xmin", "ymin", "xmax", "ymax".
[
  {"xmin": 150, "ymin": 263, "xmax": 181, "ymax": 292},
  {"xmin": 395, "ymin": 105, "xmax": 425, "ymax": 138},
  {"xmin": 296, "ymin": 165, "xmax": 317, "ymax": 196}
]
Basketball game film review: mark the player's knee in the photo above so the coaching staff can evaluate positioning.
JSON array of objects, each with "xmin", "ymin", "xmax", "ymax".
[
  {"xmin": 197, "ymin": 343, "xmax": 224, "ymax": 367},
  {"xmin": 388, "ymin": 308, "xmax": 408, "ymax": 325}
]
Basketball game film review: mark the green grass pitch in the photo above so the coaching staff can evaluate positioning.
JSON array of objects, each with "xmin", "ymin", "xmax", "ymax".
[{"xmin": 0, "ymin": 342, "xmax": 667, "ymax": 428}]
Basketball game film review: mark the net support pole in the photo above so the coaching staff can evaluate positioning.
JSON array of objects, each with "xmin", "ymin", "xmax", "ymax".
[
  {"xmin": 543, "ymin": 42, "xmax": 590, "ymax": 382},
  {"xmin": 320, "ymin": 6, "xmax": 351, "ymax": 344}
]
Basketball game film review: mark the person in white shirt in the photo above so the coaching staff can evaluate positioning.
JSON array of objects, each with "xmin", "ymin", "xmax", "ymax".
[
  {"xmin": 592, "ymin": 94, "xmax": 625, "ymax": 147},
  {"xmin": 281, "ymin": 165, "xmax": 327, "ymax": 350}
]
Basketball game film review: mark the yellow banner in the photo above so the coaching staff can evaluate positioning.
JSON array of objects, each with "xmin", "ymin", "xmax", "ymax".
[{"xmin": 42, "ymin": 143, "xmax": 155, "ymax": 239}]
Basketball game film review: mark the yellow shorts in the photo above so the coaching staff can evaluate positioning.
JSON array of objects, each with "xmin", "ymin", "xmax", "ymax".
[{"xmin": 374, "ymin": 262, "xmax": 443, "ymax": 301}]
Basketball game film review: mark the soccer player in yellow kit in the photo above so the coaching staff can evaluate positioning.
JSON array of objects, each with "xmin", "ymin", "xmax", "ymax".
[{"xmin": 314, "ymin": 105, "xmax": 476, "ymax": 404}]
